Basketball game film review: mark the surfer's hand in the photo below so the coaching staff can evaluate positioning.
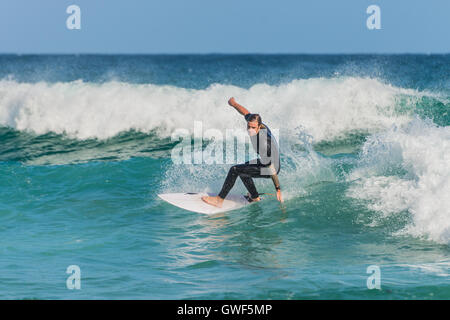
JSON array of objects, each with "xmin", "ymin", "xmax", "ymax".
[
  {"xmin": 228, "ymin": 97, "xmax": 237, "ymax": 107},
  {"xmin": 277, "ymin": 189, "xmax": 283, "ymax": 203}
]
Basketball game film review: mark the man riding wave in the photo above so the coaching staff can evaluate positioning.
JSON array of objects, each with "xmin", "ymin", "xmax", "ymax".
[{"xmin": 202, "ymin": 97, "xmax": 283, "ymax": 207}]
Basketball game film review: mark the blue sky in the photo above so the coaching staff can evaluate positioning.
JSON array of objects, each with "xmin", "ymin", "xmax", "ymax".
[{"xmin": 0, "ymin": 0, "xmax": 448, "ymax": 54}]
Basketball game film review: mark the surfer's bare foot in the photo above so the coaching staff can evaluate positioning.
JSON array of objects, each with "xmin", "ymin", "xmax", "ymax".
[{"xmin": 201, "ymin": 196, "xmax": 224, "ymax": 208}]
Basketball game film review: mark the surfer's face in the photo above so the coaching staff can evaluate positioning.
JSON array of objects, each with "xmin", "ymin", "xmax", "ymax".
[{"xmin": 247, "ymin": 120, "xmax": 260, "ymax": 136}]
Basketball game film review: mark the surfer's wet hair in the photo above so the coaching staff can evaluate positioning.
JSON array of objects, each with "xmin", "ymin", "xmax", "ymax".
[{"xmin": 246, "ymin": 113, "xmax": 262, "ymax": 126}]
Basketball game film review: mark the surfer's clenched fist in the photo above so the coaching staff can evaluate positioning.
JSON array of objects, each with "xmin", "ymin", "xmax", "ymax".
[{"xmin": 228, "ymin": 97, "xmax": 237, "ymax": 107}]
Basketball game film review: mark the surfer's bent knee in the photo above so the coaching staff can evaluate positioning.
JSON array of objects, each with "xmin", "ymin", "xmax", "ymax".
[{"xmin": 230, "ymin": 165, "xmax": 239, "ymax": 174}]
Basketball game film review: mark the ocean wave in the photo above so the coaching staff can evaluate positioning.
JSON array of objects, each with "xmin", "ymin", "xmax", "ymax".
[
  {"xmin": 0, "ymin": 77, "xmax": 435, "ymax": 141},
  {"xmin": 347, "ymin": 119, "xmax": 450, "ymax": 244}
]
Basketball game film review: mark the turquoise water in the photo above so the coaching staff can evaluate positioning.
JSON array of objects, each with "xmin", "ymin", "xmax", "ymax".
[{"xmin": 0, "ymin": 54, "xmax": 449, "ymax": 299}]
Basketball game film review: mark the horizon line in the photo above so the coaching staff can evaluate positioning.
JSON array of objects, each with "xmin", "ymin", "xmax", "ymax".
[{"xmin": 0, "ymin": 52, "xmax": 449, "ymax": 56}]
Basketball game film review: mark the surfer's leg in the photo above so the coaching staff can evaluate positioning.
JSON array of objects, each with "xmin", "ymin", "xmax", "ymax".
[
  {"xmin": 239, "ymin": 176, "xmax": 259, "ymax": 199},
  {"xmin": 218, "ymin": 165, "xmax": 241, "ymax": 199},
  {"xmin": 218, "ymin": 162, "xmax": 268, "ymax": 200},
  {"xmin": 238, "ymin": 162, "xmax": 274, "ymax": 200},
  {"xmin": 203, "ymin": 162, "xmax": 259, "ymax": 207},
  {"xmin": 218, "ymin": 163, "xmax": 261, "ymax": 200}
]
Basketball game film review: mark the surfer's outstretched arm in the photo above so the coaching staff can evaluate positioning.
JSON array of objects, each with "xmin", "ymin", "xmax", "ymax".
[
  {"xmin": 271, "ymin": 173, "xmax": 280, "ymax": 191},
  {"xmin": 271, "ymin": 172, "xmax": 283, "ymax": 203},
  {"xmin": 266, "ymin": 163, "xmax": 283, "ymax": 202},
  {"xmin": 228, "ymin": 97, "xmax": 250, "ymax": 116}
]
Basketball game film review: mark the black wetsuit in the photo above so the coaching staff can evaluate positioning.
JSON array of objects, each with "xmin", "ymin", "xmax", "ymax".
[{"xmin": 218, "ymin": 114, "xmax": 281, "ymax": 200}]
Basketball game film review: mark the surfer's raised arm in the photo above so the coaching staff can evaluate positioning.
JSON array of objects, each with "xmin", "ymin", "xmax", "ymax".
[{"xmin": 228, "ymin": 97, "xmax": 250, "ymax": 116}]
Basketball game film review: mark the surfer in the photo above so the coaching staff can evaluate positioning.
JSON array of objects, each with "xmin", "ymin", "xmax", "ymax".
[{"xmin": 202, "ymin": 97, "xmax": 283, "ymax": 207}]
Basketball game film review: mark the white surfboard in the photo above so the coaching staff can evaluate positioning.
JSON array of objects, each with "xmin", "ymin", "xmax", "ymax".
[{"xmin": 158, "ymin": 192, "xmax": 255, "ymax": 215}]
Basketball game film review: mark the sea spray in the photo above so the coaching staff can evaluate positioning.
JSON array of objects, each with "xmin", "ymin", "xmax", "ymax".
[{"xmin": 347, "ymin": 118, "xmax": 450, "ymax": 244}]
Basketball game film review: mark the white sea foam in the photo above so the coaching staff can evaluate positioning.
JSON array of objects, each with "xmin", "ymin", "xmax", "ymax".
[
  {"xmin": 347, "ymin": 119, "xmax": 450, "ymax": 244},
  {"xmin": 0, "ymin": 77, "xmax": 421, "ymax": 141}
]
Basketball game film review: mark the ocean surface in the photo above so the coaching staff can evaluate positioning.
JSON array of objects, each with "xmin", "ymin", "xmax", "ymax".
[{"xmin": 0, "ymin": 54, "xmax": 449, "ymax": 299}]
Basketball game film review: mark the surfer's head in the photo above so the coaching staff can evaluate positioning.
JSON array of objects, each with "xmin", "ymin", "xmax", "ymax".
[{"xmin": 246, "ymin": 114, "xmax": 262, "ymax": 136}]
